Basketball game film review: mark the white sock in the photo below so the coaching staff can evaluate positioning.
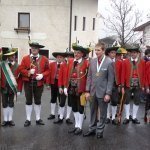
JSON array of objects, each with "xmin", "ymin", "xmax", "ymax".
[
  {"xmin": 107, "ymin": 103, "xmax": 111, "ymax": 119},
  {"xmin": 112, "ymin": 106, "xmax": 117, "ymax": 120},
  {"xmin": 132, "ymin": 104, "xmax": 139, "ymax": 119},
  {"xmin": 3, "ymin": 107, "xmax": 9, "ymax": 121},
  {"xmin": 26, "ymin": 105, "xmax": 33, "ymax": 121},
  {"xmin": 34, "ymin": 104, "xmax": 41, "ymax": 121},
  {"xmin": 59, "ymin": 107, "xmax": 65, "ymax": 120},
  {"xmin": 125, "ymin": 104, "xmax": 130, "ymax": 119},
  {"xmin": 51, "ymin": 103, "xmax": 56, "ymax": 115},
  {"xmin": 78, "ymin": 113, "xmax": 84, "ymax": 129},
  {"xmin": 8, "ymin": 107, "xmax": 13, "ymax": 121},
  {"xmin": 66, "ymin": 106, "xmax": 72, "ymax": 119},
  {"xmin": 74, "ymin": 112, "xmax": 79, "ymax": 128}
]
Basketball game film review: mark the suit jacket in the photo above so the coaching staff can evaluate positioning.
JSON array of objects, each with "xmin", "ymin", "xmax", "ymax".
[
  {"xmin": 86, "ymin": 56, "xmax": 114, "ymax": 98},
  {"xmin": 20, "ymin": 55, "xmax": 49, "ymax": 86},
  {"xmin": 121, "ymin": 58, "xmax": 145, "ymax": 88}
]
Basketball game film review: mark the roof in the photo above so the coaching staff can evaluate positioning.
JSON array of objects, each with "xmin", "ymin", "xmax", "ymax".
[{"xmin": 133, "ymin": 21, "xmax": 150, "ymax": 31}]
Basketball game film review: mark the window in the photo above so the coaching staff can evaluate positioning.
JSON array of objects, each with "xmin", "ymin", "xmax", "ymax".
[
  {"xmin": 83, "ymin": 17, "xmax": 86, "ymax": 31},
  {"xmin": 74, "ymin": 16, "xmax": 77, "ymax": 31},
  {"xmin": 18, "ymin": 13, "xmax": 30, "ymax": 29},
  {"xmin": 93, "ymin": 18, "xmax": 95, "ymax": 30}
]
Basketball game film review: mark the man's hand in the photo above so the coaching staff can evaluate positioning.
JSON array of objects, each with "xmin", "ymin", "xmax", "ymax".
[
  {"xmin": 146, "ymin": 88, "xmax": 150, "ymax": 94},
  {"xmin": 85, "ymin": 92, "xmax": 90, "ymax": 100},
  {"xmin": 104, "ymin": 94, "xmax": 110, "ymax": 102},
  {"xmin": 36, "ymin": 74, "xmax": 43, "ymax": 80},
  {"xmin": 30, "ymin": 68, "xmax": 35, "ymax": 75},
  {"xmin": 59, "ymin": 88, "xmax": 63, "ymax": 94},
  {"xmin": 64, "ymin": 88, "xmax": 68, "ymax": 96},
  {"xmin": 122, "ymin": 87, "xmax": 125, "ymax": 95}
]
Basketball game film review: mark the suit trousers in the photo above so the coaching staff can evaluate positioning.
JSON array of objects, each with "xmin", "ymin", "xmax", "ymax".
[{"xmin": 89, "ymin": 95, "xmax": 108, "ymax": 134}]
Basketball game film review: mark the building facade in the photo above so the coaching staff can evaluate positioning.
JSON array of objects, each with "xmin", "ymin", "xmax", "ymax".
[{"xmin": 0, "ymin": 0, "xmax": 99, "ymax": 62}]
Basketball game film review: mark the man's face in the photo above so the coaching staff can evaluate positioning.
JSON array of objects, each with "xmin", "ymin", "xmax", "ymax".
[
  {"xmin": 31, "ymin": 47, "xmax": 39, "ymax": 56},
  {"xmin": 74, "ymin": 50, "xmax": 83, "ymax": 60},
  {"xmin": 56, "ymin": 55, "xmax": 64, "ymax": 63},
  {"xmin": 131, "ymin": 51, "xmax": 139, "ymax": 59},
  {"xmin": 95, "ymin": 46, "xmax": 104, "ymax": 58},
  {"xmin": 108, "ymin": 50, "xmax": 116, "ymax": 59},
  {"xmin": 8, "ymin": 54, "xmax": 15, "ymax": 62}
]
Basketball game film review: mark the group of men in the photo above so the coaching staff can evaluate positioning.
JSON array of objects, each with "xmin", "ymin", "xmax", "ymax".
[{"xmin": 0, "ymin": 41, "xmax": 149, "ymax": 139}]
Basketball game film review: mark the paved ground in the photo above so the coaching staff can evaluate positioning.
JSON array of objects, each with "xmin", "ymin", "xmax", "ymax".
[{"xmin": 0, "ymin": 88, "xmax": 150, "ymax": 150}]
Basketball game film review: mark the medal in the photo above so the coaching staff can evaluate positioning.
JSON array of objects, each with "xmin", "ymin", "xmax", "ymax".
[{"xmin": 96, "ymin": 72, "xmax": 100, "ymax": 76}]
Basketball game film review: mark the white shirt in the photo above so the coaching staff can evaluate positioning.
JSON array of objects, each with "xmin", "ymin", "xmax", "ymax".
[
  {"xmin": 131, "ymin": 57, "xmax": 138, "ymax": 62},
  {"xmin": 74, "ymin": 58, "xmax": 82, "ymax": 63}
]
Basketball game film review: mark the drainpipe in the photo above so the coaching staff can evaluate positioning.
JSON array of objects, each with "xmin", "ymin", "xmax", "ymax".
[{"xmin": 69, "ymin": 0, "xmax": 73, "ymax": 51}]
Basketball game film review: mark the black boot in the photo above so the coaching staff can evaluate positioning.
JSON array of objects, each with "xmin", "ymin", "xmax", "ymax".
[
  {"xmin": 74, "ymin": 128, "xmax": 82, "ymax": 135},
  {"xmin": 53, "ymin": 118, "xmax": 63, "ymax": 124},
  {"xmin": 68, "ymin": 128, "xmax": 77, "ymax": 133},
  {"xmin": 132, "ymin": 118, "xmax": 140, "ymax": 124},
  {"xmin": 105, "ymin": 118, "xmax": 110, "ymax": 124},
  {"xmin": 1, "ymin": 121, "xmax": 8, "ymax": 127},
  {"xmin": 24, "ymin": 120, "xmax": 31, "ymax": 127},
  {"xmin": 36, "ymin": 119, "xmax": 45, "ymax": 125},
  {"xmin": 47, "ymin": 114, "xmax": 55, "ymax": 120},
  {"xmin": 8, "ymin": 121, "xmax": 15, "ymax": 126},
  {"xmin": 83, "ymin": 131, "xmax": 96, "ymax": 137},
  {"xmin": 112, "ymin": 119, "xmax": 118, "ymax": 125},
  {"xmin": 66, "ymin": 118, "xmax": 73, "ymax": 124},
  {"xmin": 123, "ymin": 118, "xmax": 129, "ymax": 124}
]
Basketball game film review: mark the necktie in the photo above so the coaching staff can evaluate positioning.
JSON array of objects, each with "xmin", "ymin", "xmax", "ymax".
[
  {"xmin": 73, "ymin": 61, "xmax": 78, "ymax": 68},
  {"xmin": 57, "ymin": 63, "xmax": 60, "ymax": 68},
  {"xmin": 132, "ymin": 60, "xmax": 136, "ymax": 66}
]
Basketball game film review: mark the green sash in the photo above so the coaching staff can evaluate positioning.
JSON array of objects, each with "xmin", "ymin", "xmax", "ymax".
[{"xmin": 1, "ymin": 61, "xmax": 18, "ymax": 94}]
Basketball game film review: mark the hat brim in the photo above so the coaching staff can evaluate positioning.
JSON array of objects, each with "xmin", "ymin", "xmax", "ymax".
[
  {"xmin": 72, "ymin": 45, "xmax": 89, "ymax": 55},
  {"xmin": 65, "ymin": 52, "xmax": 74, "ymax": 57},
  {"xmin": 4, "ymin": 51, "xmax": 16, "ymax": 56},
  {"xmin": 52, "ymin": 52, "xmax": 66, "ymax": 58},
  {"xmin": 29, "ymin": 43, "xmax": 45, "ymax": 48},
  {"xmin": 126, "ymin": 48, "xmax": 140, "ymax": 52},
  {"xmin": 105, "ymin": 47, "xmax": 119, "ymax": 55}
]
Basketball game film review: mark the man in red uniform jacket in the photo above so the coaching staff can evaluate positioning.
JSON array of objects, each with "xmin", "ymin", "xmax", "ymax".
[
  {"xmin": 63, "ymin": 44, "xmax": 89, "ymax": 135},
  {"xmin": 0, "ymin": 47, "xmax": 22, "ymax": 127},
  {"xmin": 46, "ymin": 52, "xmax": 66, "ymax": 121},
  {"xmin": 144, "ymin": 48, "xmax": 150, "ymax": 123},
  {"xmin": 20, "ymin": 42, "xmax": 49, "ymax": 127},
  {"xmin": 57, "ymin": 51, "xmax": 74, "ymax": 124},
  {"xmin": 121, "ymin": 48, "xmax": 145, "ymax": 124}
]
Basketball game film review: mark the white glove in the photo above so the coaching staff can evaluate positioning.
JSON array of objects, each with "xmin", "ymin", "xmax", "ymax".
[
  {"xmin": 36, "ymin": 74, "xmax": 43, "ymax": 80},
  {"xmin": 17, "ymin": 92, "xmax": 21, "ymax": 96},
  {"xmin": 64, "ymin": 88, "xmax": 68, "ymax": 96},
  {"xmin": 30, "ymin": 68, "xmax": 35, "ymax": 74},
  {"xmin": 59, "ymin": 88, "xmax": 63, "ymax": 94}
]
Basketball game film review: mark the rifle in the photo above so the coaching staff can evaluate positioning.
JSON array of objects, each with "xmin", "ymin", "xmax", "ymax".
[
  {"xmin": 117, "ymin": 93, "xmax": 125, "ymax": 124},
  {"xmin": 0, "ymin": 49, "xmax": 2, "ymax": 126}
]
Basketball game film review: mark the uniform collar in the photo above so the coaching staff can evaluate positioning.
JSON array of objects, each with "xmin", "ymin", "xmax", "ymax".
[
  {"xmin": 30, "ymin": 54, "xmax": 40, "ymax": 59},
  {"xmin": 74, "ymin": 58, "xmax": 82, "ymax": 63},
  {"xmin": 131, "ymin": 57, "xmax": 138, "ymax": 62}
]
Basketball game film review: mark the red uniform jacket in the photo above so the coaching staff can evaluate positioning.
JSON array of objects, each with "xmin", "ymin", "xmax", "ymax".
[
  {"xmin": 64, "ymin": 58, "xmax": 89, "ymax": 93},
  {"xmin": 1, "ymin": 62, "xmax": 23, "ymax": 92},
  {"xmin": 145, "ymin": 61, "xmax": 150, "ymax": 88},
  {"xmin": 121, "ymin": 58, "xmax": 145, "ymax": 88},
  {"xmin": 58, "ymin": 62, "xmax": 68, "ymax": 87},
  {"xmin": 20, "ymin": 55, "xmax": 49, "ymax": 87},
  {"xmin": 46, "ymin": 61, "xmax": 62, "ymax": 85},
  {"xmin": 114, "ymin": 59, "xmax": 122, "ymax": 86}
]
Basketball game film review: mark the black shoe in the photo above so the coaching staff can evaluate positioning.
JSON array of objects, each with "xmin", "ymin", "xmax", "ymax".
[
  {"xmin": 97, "ymin": 133, "xmax": 103, "ymax": 139},
  {"xmin": 47, "ymin": 114, "xmax": 55, "ymax": 120},
  {"xmin": 68, "ymin": 128, "xmax": 77, "ymax": 133},
  {"xmin": 53, "ymin": 118, "xmax": 63, "ymax": 124},
  {"xmin": 132, "ymin": 118, "xmax": 140, "ymax": 124},
  {"xmin": 1, "ymin": 121, "xmax": 8, "ymax": 127},
  {"xmin": 36, "ymin": 119, "xmax": 45, "ymax": 125},
  {"xmin": 123, "ymin": 118, "xmax": 129, "ymax": 124},
  {"xmin": 129, "ymin": 115, "xmax": 132, "ymax": 121},
  {"xmin": 66, "ymin": 118, "xmax": 73, "ymax": 124},
  {"xmin": 74, "ymin": 128, "xmax": 82, "ymax": 135},
  {"xmin": 24, "ymin": 120, "xmax": 31, "ymax": 127},
  {"xmin": 112, "ymin": 119, "xmax": 118, "ymax": 125},
  {"xmin": 105, "ymin": 118, "xmax": 110, "ymax": 124},
  {"xmin": 8, "ymin": 121, "xmax": 15, "ymax": 126},
  {"xmin": 83, "ymin": 131, "xmax": 96, "ymax": 137}
]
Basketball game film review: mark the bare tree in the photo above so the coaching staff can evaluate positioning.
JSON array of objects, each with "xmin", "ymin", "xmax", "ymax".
[{"xmin": 103, "ymin": 0, "xmax": 142, "ymax": 47}]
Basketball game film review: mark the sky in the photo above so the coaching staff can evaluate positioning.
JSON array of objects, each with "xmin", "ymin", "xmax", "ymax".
[{"xmin": 98, "ymin": 0, "xmax": 150, "ymax": 38}]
